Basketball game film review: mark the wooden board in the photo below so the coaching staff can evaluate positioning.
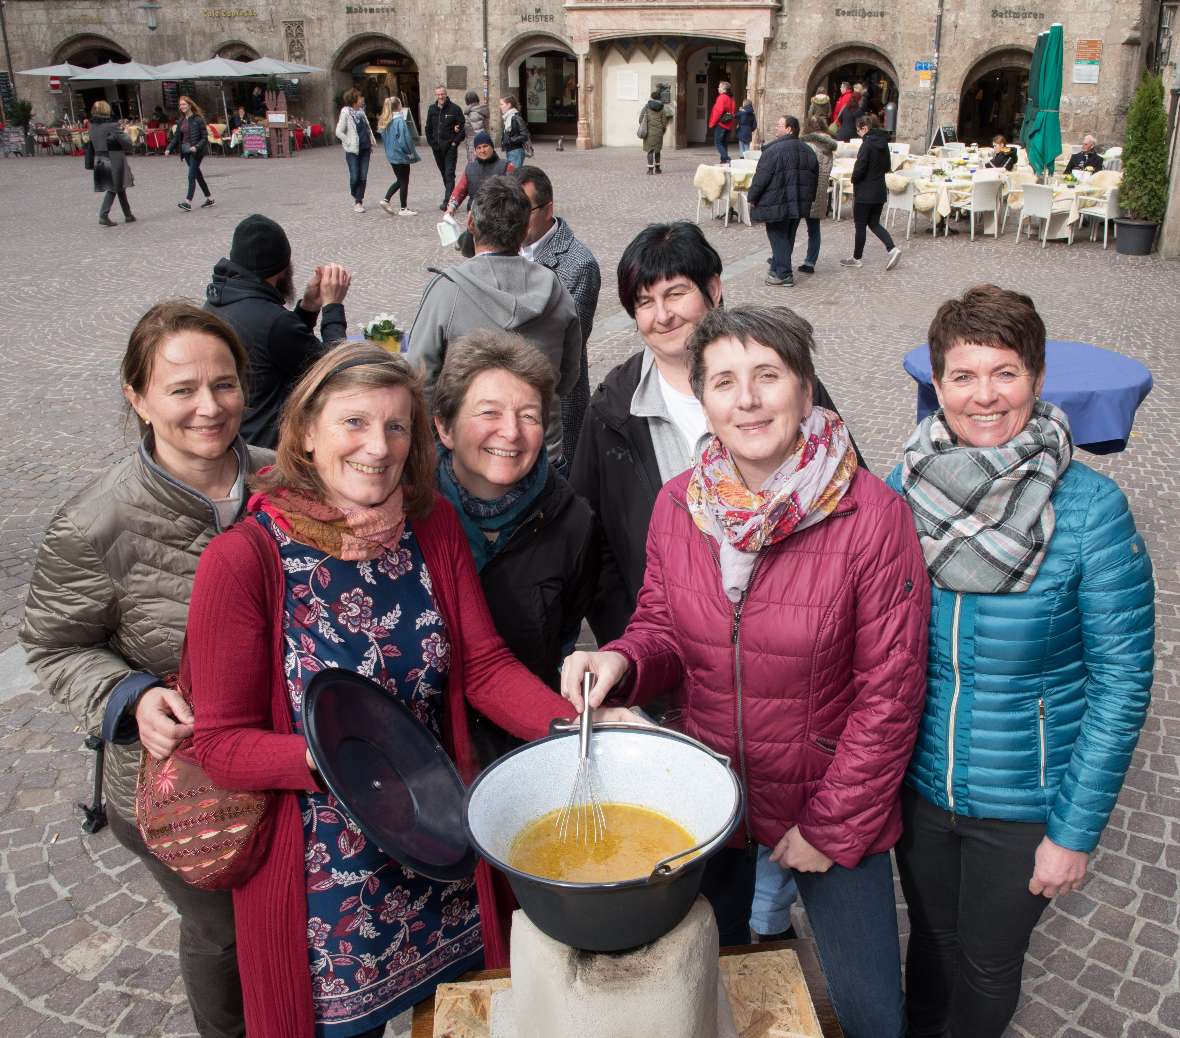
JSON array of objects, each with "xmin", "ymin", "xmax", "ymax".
[{"xmin": 417, "ymin": 941, "xmax": 838, "ymax": 1038}]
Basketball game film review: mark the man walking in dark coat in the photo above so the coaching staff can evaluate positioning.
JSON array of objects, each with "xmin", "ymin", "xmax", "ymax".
[
  {"xmin": 425, "ymin": 85, "xmax": 465, "ymax": 211},
  {"xmin": 204, "ymin": 214, "xmax": 352, "ymax": 448},
  {"xmin": 747, "ymin": 115, "xmax": 819, "ymax": 287}
]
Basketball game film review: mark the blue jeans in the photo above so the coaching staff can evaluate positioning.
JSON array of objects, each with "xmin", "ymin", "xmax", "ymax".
[
  {"xmin": 701, "ymin": 847, "xmax": 904, "ymax": 1038},
  {"xmin": 506, "ymin": 147, "xmax": 526, "ymax": 169},
  {"xmin": 750, "ymin": 845, "xmax": 798, "ymax": 934},
  {"xmin": 738, "ymin": 139, "xmax": 751, "ymax": 157},
  {"xmin": 185, "ymin": 152, "xmax": 210, "ymax": 201},
  {"xmin": 714, "ymin": 126, "xmax": 731, "ymax": 164},
  {"xmin": 345, "ymin": 148, "xmax": 371, "ymax": 202},
  {"xmin": 766, "ymin": 218, "xmax": 801, "ymax": 278},
  {"xmin": 803, "ymin": 217, "xmax": 822, "ymax": 267}
]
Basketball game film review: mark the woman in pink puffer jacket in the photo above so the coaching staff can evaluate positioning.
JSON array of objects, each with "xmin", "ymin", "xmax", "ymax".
[{"xmin": 562, "ymin": 305, "xmax": 929, "ymax": 1038}]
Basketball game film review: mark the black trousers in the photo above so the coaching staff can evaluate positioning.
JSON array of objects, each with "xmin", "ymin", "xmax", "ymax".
[
  {"xmin": 853, "ymin": 201, "xmax": 895, "ymax": 258},
  {"xmin": 185, "ymin": 152, "xmax": 210, "ymax": 201},
  {"xmin": 384, "ymin": 162, "xmax": 411, "ymax": 207},
  {"xmin": 896, "ymin": 787, "xmax": 1050, "ymax": 1038},
  {"xmin": 99, "ymin": 189, "xmax": 132, "ymax": 219},
  {"xmin": 646, "ymin": 148, "xmax": 662, "ymax": 168},
  {"xmin": 432, "ymin": 144, "xmax": 458, "ymax": 203},
  {"xmin": 107, "ymin": 806, "xmax": 245, "ymax": 1038}
]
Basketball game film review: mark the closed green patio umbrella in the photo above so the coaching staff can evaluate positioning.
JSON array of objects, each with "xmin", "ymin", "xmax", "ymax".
[{"xmin": 1020, "ymin": 23, "xmax": 1064, "ymax": 177}]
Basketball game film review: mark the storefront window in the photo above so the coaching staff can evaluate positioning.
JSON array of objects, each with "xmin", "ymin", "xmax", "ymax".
[{"xmin": 517, "ymin": 51, "xmax": 577, "ymax": 134}]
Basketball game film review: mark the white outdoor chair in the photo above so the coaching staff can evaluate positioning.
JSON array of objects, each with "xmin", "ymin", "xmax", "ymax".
[
  {"xmin": 955, "ymin": 178, "xmax": 1004, "ymax": 240},
  {"xmin": 884, "ymin": 178, "xmax": 917, "ymax": 240},
  {"xmin": 1101, "ymin": 146, "xmax": 1122, "ymax": 171},
  {"xmin": 835, "ymin": 140, "xmax": 861, "ymax": 158},
  {"xmin": 888, "ymin": 142, "xmax": 911, "ymax": 171},
  {"xmin": 746, "ymin": 149, "xmax": 762, "ymax": 163},
  {"xmin": 1079, "ymin": 186, "xmax": 1119, "ymax": 249},
  {"xmin": 1000, "ymin": 170, "xmax": 1038, "ymax": 233},
  {"xmin": 943, "ymin": 142, "xmax": 965, "ymax": 160},
  {"xmin": 1016, "ymin": 184, "xmax": 1075, "ymax": 248}
]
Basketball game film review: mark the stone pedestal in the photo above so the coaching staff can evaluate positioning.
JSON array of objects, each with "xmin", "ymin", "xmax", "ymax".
[{"xmin": 495, "ymin": 897, "xmax": 728, "ymax": 1038}]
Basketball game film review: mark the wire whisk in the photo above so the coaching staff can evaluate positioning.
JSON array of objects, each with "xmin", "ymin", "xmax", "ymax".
[{"xmin": 556, "ymin": 673, "xmax": 607, "ymax": 844}]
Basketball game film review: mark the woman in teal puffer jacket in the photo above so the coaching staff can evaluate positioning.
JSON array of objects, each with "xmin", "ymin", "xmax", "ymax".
[{"xmin": 887, "ymin": 284, "xmax": 1155, "ymax": 1038}]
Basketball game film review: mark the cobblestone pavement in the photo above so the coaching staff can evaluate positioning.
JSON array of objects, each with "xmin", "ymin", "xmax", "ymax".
[{"xmin": 0, "ymin": 145, "xmax": 1177, "ymax": 1036}]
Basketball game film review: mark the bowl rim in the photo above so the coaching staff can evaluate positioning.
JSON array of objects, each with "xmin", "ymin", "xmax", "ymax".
[{"xmin": 462, "ymin": 724, "xmax": 744, "ymax": 890}]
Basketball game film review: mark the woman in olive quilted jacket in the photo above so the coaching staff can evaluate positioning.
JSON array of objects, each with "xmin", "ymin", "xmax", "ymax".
[
  {"xmin": 20, "ymin": 302, "xmax": 270, "ymax": 1038},
  {"xmin": 889, "ymin": 285, "xmax": 1155, "ymax": 1038}
]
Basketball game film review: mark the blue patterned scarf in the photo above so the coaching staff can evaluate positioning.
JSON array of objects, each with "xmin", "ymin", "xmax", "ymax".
[{"xmin": 436, "ymin": 447, "xmax": 549, "ymax": 571}]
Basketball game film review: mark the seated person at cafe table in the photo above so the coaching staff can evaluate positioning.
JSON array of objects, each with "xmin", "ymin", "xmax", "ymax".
[
  {"xmin": 563, "ymin": 304, "xmax": 929, "ymax": 1038},
  {"xmin": 988, "ymin": 134, "xmax": 1018, "ymax": 170},
  {"xmin": 1064, "ymin": 134, "xmax": 1104, "ymax": 174}
]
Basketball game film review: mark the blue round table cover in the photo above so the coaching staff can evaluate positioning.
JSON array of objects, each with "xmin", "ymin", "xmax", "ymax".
[{"xmin": 903, "ymin": 340, "xmax": 1153, "ymax": 454}]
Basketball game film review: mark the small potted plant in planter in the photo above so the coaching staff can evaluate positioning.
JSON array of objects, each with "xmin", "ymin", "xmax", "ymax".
[
  {"xmin": 361, "ymin": 312, "xmax": 405, "ymax": 352},
  {"xmin": 1115, "ymin": 71, "xmax": 1168, "ymax": 255}
]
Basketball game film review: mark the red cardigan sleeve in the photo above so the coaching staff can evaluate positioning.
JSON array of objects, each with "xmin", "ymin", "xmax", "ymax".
[
  {"xmin": 188, "ymin": 527, "xmax": 319, "ymax": 793},
  {"xmin": 425, "ymin": 499, "xmax": 576, "ymax": 739}
]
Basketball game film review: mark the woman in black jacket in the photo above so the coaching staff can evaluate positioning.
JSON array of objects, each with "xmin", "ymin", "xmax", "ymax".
[
  {"xmin": 433, "ymin": 329, "xmax": 597, "ymax": 764},
  {"xmin": 842, "ymin": 114, "xmax": 899, "ymax": 270},
  {"xmin": 87, "ymin": 100, "xmax": 136, "ymax": 226},
  {"xmin": 165, "ymin": 95, "xmax": 215, "ymax": 212}
]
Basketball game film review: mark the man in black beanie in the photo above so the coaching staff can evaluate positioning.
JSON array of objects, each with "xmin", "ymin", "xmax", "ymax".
[{"xmin": 205, "ymin": 213, "xmax": 352, "ymax": 448}]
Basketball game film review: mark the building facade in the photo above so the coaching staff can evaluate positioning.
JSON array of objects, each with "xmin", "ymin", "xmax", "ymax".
[{"xmin": 2, "ymin": 1, "xmax": 1169, "ymax": 152}]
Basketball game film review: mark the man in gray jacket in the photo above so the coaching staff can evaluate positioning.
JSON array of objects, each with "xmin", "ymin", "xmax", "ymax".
[{"xmin": 408, "ymin": 175, "xmax": 581, "ymax": 467}]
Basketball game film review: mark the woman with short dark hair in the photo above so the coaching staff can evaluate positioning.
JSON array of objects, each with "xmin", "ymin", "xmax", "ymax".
[
  {"xmin": 575, "ymin": 221, "xmax": 859, "ymax": 644},
  {"xmin": 564, "ymin": 305, "xmax": 929, "ymax": 1038},
  {"xmin": 889, "ymin": 285, "xmax": 1155, "ymax": 1038},
  {"xmin": 463, "ymin": 89, "xmax": 489, "ymax": 164},
  {"xmin": 21, "ymin": 301, "xmax": 265, "ymax": 1038}
]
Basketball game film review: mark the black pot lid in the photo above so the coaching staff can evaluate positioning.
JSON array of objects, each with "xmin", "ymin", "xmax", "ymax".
[{"xmin": 303, "ymin": 668, "xmax": 477, "ymax": 882}]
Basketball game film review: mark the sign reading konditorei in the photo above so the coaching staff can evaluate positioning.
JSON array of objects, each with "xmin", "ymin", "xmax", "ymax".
[{"xmin": 834, "ymin": 7, "xmax": 886, "ymax": 16}]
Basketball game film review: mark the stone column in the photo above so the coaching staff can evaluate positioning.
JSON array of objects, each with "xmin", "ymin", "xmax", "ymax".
[{"xmin": 576, "ymin": 44, "xmax": 594, "ymax": 149}]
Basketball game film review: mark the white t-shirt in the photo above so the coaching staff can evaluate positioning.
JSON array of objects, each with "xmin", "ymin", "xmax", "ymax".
[{"xmin": 656, "ymin": 368, "xmax": 709, "ymax": 459}]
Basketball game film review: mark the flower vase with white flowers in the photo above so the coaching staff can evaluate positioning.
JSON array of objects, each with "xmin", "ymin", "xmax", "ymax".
[{"xmin": 361, "ymin": 313, "xmax": 405, "ymax": 352}]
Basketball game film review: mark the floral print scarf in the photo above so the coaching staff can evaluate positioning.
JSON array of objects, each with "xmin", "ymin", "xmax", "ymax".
[
  {"xmin": 248, "ymin": 479, "xmax": 406, "ymax": 561},
  {"xmin": 687, "ymin": 408, "xmax": 857, "ymax": 602}
]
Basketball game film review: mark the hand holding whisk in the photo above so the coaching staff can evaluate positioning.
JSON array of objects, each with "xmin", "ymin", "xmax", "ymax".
[{"xmin": 556, "ymin": 672, "xmax": 607, "ymax": 844}]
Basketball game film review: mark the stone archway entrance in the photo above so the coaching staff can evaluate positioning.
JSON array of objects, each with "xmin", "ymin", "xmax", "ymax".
[
  {"xmin": 53, "ymin": 34, "xmax": 133, "ymax": 119},
  {"xmin": 808, "ymin": 44, "xmax": 900, "ymax": 125},
  {"xmin": 957, "ymin": 48, "xmax": 1032, "ymax": 145},
  {"xmin": 332, "ymin": 34, "xmax": 421, "ymax": 134},
  {"xmin": 502, "ymin": 34, "xmax": 579, "ymax": 138},
  {"xmin": 216, "ymin": 41, "xmax": 262, "ymax": 111}
]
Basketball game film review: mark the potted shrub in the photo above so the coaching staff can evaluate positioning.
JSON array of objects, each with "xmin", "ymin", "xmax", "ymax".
[
  {"xmin": 1115, "ymin": 71, "xmax": 1168, "ymax": 255},
  {"xmin": 7, "ymin": 99, "xmax": 34, "ymax": 156}
]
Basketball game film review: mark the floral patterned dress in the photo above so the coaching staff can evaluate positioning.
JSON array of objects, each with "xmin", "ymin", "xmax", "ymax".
[{"xmin": 259, "ymin": 513, "xmax": 483, "ymax": 1037}]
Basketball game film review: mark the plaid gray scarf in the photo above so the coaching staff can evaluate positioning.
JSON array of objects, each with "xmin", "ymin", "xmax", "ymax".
[{"xmin": 900, "ymin": 400, "xmax": 1073, "ymax": 593}]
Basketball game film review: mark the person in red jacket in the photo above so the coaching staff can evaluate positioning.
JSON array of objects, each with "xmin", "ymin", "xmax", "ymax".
[
  {"xmin": 708, "ymin": 80, "xmax": 736, "ymax": 163},
  {"xmin": 187, "ymin": 343, "xmax": 630, "ymax": 1038},
  {"xmin": 562, "ymin": 305, "xmax": 929, "ymax": 1038},
  {"xmin": 831, "ymin": 80, "xmax": 856, "ymax": 123}
]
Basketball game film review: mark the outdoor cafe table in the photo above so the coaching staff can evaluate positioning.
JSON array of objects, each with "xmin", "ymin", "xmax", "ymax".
[
  {"xmin": 903, "ymin": 340, "xmax": 1153, "ymax": 454},
  {"xmin": 409, "ymin": 938, "xmax": 845, "ymax": 1037}
]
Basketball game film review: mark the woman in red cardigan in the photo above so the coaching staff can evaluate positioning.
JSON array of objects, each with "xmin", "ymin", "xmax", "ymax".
[{"xmin": 187, "ymin": 343, "xmax": 629, "ymax": 1038}]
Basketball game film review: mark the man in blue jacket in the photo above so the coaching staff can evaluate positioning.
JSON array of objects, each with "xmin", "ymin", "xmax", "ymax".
[{"xmin": 746, "ymin": 115, "xmax": 819, "ymax": 288}]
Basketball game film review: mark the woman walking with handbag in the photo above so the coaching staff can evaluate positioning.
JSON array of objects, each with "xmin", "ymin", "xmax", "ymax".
[
  {"xmin": 20, "ymin": 302, "xmax": 270, "ymax": 1038},
  {"xmin": 708, "ymin": 81, "xmax": 736, "ymax": 163},
  {"xmin": 165, "ymin": 96, "xmax": 215, "ymax": 212},
  {"xmin": 86, "ymin": 100, "xmax": 136, "ymax": 226}
]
